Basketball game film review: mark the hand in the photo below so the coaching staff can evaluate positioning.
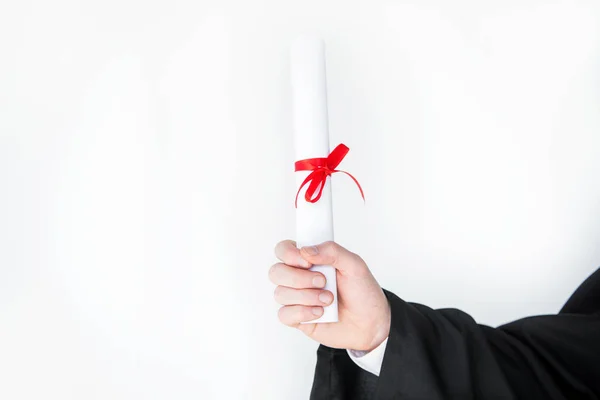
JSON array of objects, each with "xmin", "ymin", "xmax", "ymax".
[{"xmin": 268, "ymin": 240, "xmax": 391, "ymax": 351}]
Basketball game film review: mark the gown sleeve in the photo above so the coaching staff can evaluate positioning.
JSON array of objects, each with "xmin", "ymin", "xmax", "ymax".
[{"xmin": 310, "ymin": 269, "xmax": 600, "ymax": 400}]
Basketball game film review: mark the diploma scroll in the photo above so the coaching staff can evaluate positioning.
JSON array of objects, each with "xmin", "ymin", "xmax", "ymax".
[{"xmin": 290, "ymin": 35, "xmax": 338, "ymax": 323}]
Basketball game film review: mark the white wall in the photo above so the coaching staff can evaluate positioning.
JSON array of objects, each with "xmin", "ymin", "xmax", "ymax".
[{"xmin": 2, "ymin": 1, "xmax": 600, "ymax": 399}]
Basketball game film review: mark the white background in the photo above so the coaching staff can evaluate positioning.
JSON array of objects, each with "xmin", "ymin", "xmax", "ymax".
[{"xmin": 2, "ymin": 1, "xmax": 600, "ymax": 399}]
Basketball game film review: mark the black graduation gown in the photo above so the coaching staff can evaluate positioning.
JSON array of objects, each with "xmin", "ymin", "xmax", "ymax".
[{"xmin": 310, "ymin": 268, "xmax": 600, "ymax": 400}]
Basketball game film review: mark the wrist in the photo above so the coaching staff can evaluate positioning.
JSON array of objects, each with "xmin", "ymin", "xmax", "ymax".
[{"xmin": 365, "ymin": 301, "xmax": 391, "ymax": 352}]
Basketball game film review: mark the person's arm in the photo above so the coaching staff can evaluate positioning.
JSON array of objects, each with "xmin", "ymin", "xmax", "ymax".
[
  {"xmin": 311, "ymin": 289, "xmax": 600, "ymax": 400},
  {"xmin": 268, "ymin": 242, "xmax": 600, "ymax": 400}
]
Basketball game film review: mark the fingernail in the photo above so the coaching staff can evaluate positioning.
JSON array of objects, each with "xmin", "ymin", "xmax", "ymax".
[
  {"xmin": 312, "ymin": 275, "xmax": 326, "ymax": 288},
  {"xmin": 312, "ymin": 307, "xmax": 323, "ymax": 316},
  {"xmin": 319, "ymin": 292, "xmax": 332, "ymax": 304},
  {"xmin": 301, "ymin": 246, "xmax": 319, "ymax": 256}
]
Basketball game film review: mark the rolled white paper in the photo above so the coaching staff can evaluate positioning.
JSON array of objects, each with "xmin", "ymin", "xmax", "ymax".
[{"xmin": 290, "ymin": 35, "xmax": 338, "ymax": 323}]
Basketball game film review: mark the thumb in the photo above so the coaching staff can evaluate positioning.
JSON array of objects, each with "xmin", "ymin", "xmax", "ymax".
[{"xmin": 299, "ymin": 241, "xmax": 364, "ymax": 274}]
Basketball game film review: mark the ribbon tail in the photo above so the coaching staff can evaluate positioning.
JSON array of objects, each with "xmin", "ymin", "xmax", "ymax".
[
  {"xmin": 333, "ymin": 170, "xmax": 366, "ymax": 202},
  {"xmin": 295, "ymin": 171, "xmax": 318, "ymax": 208},
  {"xmin": 305, "ymin": 172, "xmax": 327, "ymax": 203},
  {"xmin": 306, "ymin": 178, "xmax": 326, "ymax": 203}
]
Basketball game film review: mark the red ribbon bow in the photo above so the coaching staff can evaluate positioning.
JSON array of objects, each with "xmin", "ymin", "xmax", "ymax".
[{"xmin": 294, "ymin": 143, "xmax": 365, "ymax": 208}]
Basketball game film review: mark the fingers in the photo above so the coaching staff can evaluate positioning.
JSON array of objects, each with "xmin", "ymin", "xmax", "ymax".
[
  {"xmin": 299, "ymin": 241, "xmax": 364, "ymax": 274},
  {"xmin": 271, "ymin": 241, "xmax": 340, "ymax": 330},
  {"xmin": 278, "ymin": 305, "xmax": 324, "ymax": 327},
  {"xmin": 274, "ymin": 286, "xmax": 334, "ymax": 306},
  {"xmin": 268, "ymin": 263, "xmax": 326, "ymax": 289},
  {"xmin": 274, "ymin": 240, "xmax": 311, "ymax": 268}
]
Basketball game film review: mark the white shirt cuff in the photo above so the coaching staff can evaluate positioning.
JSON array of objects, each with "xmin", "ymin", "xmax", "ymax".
[{"xmin": 346, "ymin": 337, "xmax": 388, "ymax": 377}]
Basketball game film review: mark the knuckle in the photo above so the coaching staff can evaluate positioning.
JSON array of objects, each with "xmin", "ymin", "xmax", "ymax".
[
  {"xmin": 276, "ymin": 240, "xmax": 296, "ymax": 257},
  {"xmin": 355, "ymin": 254, "xmax": 366, "ymax": 266},
  {"xmin": 274, "ymin": 241, "xmax": 288, "ymax": 260},
  {"xmin": 285, "ymin": 244, "xmax": 300, "ymax": 261},
  {"xmin": 290, "ymin": 274, "xmax": 300, "ymax": 288},
  {"xmin": 296, "ymin": 289, "xmax": 311, "ymax": 305},
  {"xmin": 299, "ymin": 306, "xmax": 310, "ymax": 320},
  {"xmin": 280, "ymin": 239, "xmax": 294, "ymax": 248},
  {"xmin": 323, "ymin": 241, "xmax": 339, "ymax": 263},
  {"xmin": 273, "ymin": 285, "xmax": 282, "ymax": 300},
  {"xmin": 322, "ymin": 241, "xmax": 335, "ymax": 251},
  {"xmin": 299, "ymin": 289, "xmax": 318, "ymax": 305},
  {"xmin": 282, "ymin": 249, "xmax": 294, "ymax": 263},
  {"xmin": 278, "ymin": 306, "xmax": 296, "ymax": 326},
  {"xmin": 274, "ymin": 242, "xmax": 283, "ymax": 257},
  {"xmin": 268, "ymin": 263, "xmax": 281, "ymax": 280},
  {"xmin": 277, "ymin": 306, "xmax": 287, "ymax": 322},
  {"xmin": 291, "ymin": 271, "xmax": 310, "ymax": 289}
]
